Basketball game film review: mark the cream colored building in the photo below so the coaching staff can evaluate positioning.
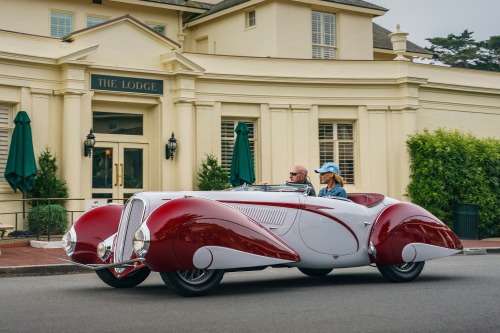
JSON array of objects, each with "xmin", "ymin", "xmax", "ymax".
[{"xmin": 0, "ymin": 0, "xmax": 499, "ymax": 226}]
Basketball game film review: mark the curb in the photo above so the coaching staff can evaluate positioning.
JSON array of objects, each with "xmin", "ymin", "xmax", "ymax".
[
  {"xmin": 0, "ymin": 264, "xmax": 92, "ymax": 277},
  {"xmin": 30, "ymin": 240, "xmax": 62, "ymax": 249}
]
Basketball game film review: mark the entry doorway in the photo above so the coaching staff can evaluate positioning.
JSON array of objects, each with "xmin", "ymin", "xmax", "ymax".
[{"xmin": 91, "ymin": 142, "xmax": 148, "ymax": 200}]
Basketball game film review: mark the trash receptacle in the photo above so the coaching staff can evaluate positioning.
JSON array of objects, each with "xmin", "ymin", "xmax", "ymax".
[{"xmin": 452, "ymin": 203, "xmax": 480, "ymax": 240}]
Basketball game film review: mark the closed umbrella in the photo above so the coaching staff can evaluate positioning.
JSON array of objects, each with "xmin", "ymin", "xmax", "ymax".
[
  {"xmin": 4, "ymin": 111, "xmax": 37, "ymax": 194},
  {"xmin": 230, "ymin": 122, "xmax": 255, "ymax": 187}
]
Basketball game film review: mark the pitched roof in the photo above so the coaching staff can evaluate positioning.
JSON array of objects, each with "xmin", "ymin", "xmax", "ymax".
[
  {"xmin": 373, "ymin": 23, "xmax": 431, "ymax": 55},
  {"xmin": 143, "ymin": 0, "xmax": 213, "ymax": 10},
  {"xmin": 62, "ymin": 14, "xmax": 180, "ymax": 48},
  {"xmin": 189, "ymin": 0, "xmax": 387, "ymax": 21}
]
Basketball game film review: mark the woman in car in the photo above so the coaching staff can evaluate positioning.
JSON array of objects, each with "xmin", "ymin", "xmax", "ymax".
[{"xmin": 315, "ymin": 162, "xmax": 347, "ymax": 198}]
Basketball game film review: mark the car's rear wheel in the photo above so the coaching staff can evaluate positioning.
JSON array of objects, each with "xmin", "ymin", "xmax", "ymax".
[
  {"xmin": 95, "ymin": 267, "xmax": 151, "ymax": 288},
  {"xmin": 377, "ymin": 261, "xmax": 425, "ymax": 282},
  {"xmin": 298, "ymin": 268, "xmax": 333, "ymax": 277},
  {"xmin": 160, "ymin": 269, "xmax": 224, "ymax": 297}
]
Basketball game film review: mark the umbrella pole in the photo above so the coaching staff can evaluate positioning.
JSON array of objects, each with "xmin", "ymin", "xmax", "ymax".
[{"xmin": 22, "ymin": 191, "xmax": 26, "ymax": 230}]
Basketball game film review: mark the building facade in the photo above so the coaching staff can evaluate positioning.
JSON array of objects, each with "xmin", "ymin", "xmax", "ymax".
[{"xmin": 1, "ymin": 0, "xmax": 499, "ymax": 224}]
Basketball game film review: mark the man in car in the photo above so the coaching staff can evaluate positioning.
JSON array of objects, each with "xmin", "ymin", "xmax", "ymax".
[{"xmin": 286, "ymin": 165, "xmax": 316, "ymax": 196}]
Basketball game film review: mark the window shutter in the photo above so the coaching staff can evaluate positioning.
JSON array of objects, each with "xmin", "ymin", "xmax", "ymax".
[{"xmin": 0, "ymin": 106, "xmax": 11, "ymax": 182}]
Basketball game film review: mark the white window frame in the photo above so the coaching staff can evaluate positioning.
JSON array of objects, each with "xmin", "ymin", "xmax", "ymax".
[
  {"xmin": 0, "ymin": 105, "xmax": 12, "ymax": 184},
  {"xmin": 318, "ymin": 122, "xmax": 356, "ymax": 185},
  {"xmin": 246, "ymin": 10, "xmax": 256, "ymax": 29},
  {"xmin": 221, "ymin": 119, "xmax": 256, "ymax": 173},
  {"xmin": 50, "ymin": 11, "xmax": 74, "ymax": 38},
  {"xmin": 87, "ymin": 15, "xmax": 108, "ymax": 27},
  {"xmin": 147, "ymin": 23, "xmax": 166, "ymax": 35},
  {"xmin": 312, "ymin": 11, "xmax": 337, "ymax": 59}
]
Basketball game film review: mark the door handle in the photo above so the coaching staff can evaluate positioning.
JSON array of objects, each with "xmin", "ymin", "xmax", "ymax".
[
  {"xmin": 120, "ymin": 163, "xmax": 124, "ymax": 186},
  {"xmin": 114, "ymin": 163, "xmax": 119, "ymax": 186}
]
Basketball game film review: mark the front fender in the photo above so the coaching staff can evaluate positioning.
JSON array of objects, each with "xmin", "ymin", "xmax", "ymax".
[
  {"xmin": 370, "ymin": 203, "xmax": 463, "ymax": 264},
  {"xmin": 71, "ymin": 205, "xmax": 123, "ymax": 265},
  {"xmin": 143, "ymin": 197, "xmax": 300, "ymax": 272}
]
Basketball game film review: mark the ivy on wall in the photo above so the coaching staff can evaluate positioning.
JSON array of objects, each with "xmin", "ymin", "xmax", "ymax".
[{"xmin": 405, "ymin": 129, "xmax": 500, "ymax": 238}]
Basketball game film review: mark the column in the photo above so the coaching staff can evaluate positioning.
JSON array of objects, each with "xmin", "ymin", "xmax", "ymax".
[
  {"xmin": 175, "ymin": 100, "xmax": 195, "ymax": 190},
  {"xmin": 291, "ymin": 105, "xmax": 312, "ymax": 166},
  {"xmin": 366, "ymin": 106, "xmax": 389, "ymax": 194},
  {"xmin": 269, "ymin": 104, "xmax": 289, "ymax": 183},
  {"xmin": 30, "ymin": 88, "xmax": 52, "ymax": 152}
]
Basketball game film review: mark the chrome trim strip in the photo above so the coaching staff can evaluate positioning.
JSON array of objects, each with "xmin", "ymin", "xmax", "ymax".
[{"xmin": 58, "ymin": 257, "xmax": 145, "ymax": 270}]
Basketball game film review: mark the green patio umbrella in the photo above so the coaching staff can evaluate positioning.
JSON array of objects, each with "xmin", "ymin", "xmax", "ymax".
[
  {"xmin": 230, "ymin": 122, "xmax": 255, "ymax": 187},
  {"xmin": 4, "ymin": 111, "xmax": 37, "ymax": 194}
]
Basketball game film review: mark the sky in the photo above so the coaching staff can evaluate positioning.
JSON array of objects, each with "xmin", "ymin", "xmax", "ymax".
[{"xmin": 370, "ymin": 0, "xmax": 500, "ymax": 48}]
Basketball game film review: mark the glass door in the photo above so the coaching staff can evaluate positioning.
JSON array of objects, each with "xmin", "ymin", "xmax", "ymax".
[{"xmin": 91, "ymin": 142, "xmax": 148, "ymax": 200}]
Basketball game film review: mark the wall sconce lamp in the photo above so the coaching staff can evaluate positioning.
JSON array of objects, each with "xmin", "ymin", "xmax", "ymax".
[
  {"xmin": 165, "ymin": 132, "xmax": 177, "ymax": 160},
  {"xmin": 84, "ymin": 128, "xmax": 96, "ymax": 158}
]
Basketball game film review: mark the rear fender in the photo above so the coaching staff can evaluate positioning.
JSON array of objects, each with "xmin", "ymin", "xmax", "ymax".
[
  {"xmin": 144, "ymin": 197, "xmax": 301, "ymax": 272},
  {"xmin": 71, "ymin": 205, "xmax": 123, "ymax": 265},
  {"xmin": 369, "ymin": 203, "xmax": 463, "ymax": 265}
]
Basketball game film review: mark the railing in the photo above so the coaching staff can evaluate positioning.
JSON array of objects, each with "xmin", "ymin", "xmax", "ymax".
[{"xmin": 0, "ymin": 197, "xmax": 126, "ymax": 241}]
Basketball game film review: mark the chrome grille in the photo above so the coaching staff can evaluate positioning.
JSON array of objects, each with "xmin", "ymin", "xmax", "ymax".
[{"xmin": 114, "ymin": 198, "xmax": 145, "ymax": 274}]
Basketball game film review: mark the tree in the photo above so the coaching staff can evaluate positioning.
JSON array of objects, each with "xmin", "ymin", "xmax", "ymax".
[
  {"xmin": 425, "ymin": 30, "xmax": 499, "ymax": 72},
  {"xmin": 27, "ymin": 146, "xmax": 69, "ymax": 206},
  {"xmin": 197, "ymin": 154, "xmax": 231, "ymax": 190}
]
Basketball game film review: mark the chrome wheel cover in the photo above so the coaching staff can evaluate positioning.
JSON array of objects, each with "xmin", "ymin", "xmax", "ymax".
[
  {"xmin": 176, "ymin": 269, "xmax": 215, "ymax": 285},
  {"xmin": 393, "ymin": 262, "xmax": 418, "ymax": 272}
]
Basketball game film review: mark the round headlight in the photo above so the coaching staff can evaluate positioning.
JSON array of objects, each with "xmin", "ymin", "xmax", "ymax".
[
  {"xmin": 97, "ymin": 242, "xmax": 106, "ymax": 259},
  {"xmin": 61, "ymin": 230, "xmax": 76, "ymax": 256},
  {"xmin": 133, "ymin": 228, "xmax": 149, "ymax": 257}
]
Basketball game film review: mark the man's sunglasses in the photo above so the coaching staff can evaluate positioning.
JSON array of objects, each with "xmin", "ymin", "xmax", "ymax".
[{"xmin": 290, "ymin": 172, "xmax": 299, "ymax": 176}]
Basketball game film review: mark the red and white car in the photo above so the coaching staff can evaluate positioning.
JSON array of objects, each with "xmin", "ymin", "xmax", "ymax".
[{"xmin": 62, "ymin": 185, "xmax": 463, "ymax": 296}]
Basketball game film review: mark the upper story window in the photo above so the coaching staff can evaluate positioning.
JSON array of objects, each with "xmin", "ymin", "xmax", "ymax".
[
  {"xmin": 319, "ymin": 122, "xmax": 355, "ymax": 185},
  {"xmin": 147, "ymin": 24, "xmax": 166, "ymax": 35},
  {"xmin": 312, "ymin": 11, "xmax": 337, "ymax": 59},
  {"xmin": 0, "ymin": 105, "xmax": 12, "ymax": 183},
  {"xmin": 51, "ymin": 11, "xmax": 74, "ymax": 38},
  {"xmin": 221, "ymin": 119, "xmax": 256, "ymax": 173},
  {"xmin": 246, "ymin": 10, "xmax": 256, "ymax": 28},
  {"xmin": 87, "ymin": 16, "xmax": 107, "ymax": 27}
]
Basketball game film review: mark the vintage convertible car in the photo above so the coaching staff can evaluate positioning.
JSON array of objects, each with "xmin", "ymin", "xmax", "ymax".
[{"xmin": 61, "ymin": 185, "xmax": 463, "ymax": 296}]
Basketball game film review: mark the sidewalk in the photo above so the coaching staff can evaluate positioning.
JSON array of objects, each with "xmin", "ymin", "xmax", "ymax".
[{"xmin": 1, "ymin": 237, "xmax": 499, "ymax": 277}]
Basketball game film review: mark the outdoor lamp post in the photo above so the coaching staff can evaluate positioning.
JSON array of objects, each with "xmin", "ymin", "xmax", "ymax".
[
  {"xmin": 165, "ymin": 132, "xmax": 177, "ymax": 160},
  {"xmin": 84, "ymin": 128, "xmax": 96, "ymax": 158}
]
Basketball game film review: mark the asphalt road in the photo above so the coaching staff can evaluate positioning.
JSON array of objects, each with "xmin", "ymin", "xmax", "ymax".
[{"xmin": 1, "ymin": 254, "xmax": 499, "ymax": 333}]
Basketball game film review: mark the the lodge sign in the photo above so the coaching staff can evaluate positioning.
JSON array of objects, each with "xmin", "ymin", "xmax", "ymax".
[{"xmin": 91, "ymin": 74, "xmax": 163, "ymax": 95}]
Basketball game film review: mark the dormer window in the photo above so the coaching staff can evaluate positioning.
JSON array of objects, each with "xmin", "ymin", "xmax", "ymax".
[
  {"xmin": 246, "ymin": 10, "xmax": 256, "ymax": 28},
  {"xmin": 87, "ymin": 16, "xmax": 107, "ymax": 27},
  {"xmin": 148, "ymin": 23, "xmax": 166, "ymax": 36},
  {"xmin": 51, "ymin": 11, "xmax": 74, "ymax": 38},
  {"xmin": 312, "ymin": 11, "xmax": 337, "ymax": 59}
]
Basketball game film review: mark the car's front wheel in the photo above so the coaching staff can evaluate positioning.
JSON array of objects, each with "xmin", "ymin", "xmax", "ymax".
[
  {"xmin": 160, "ymin": 269, "xmax": 224, "ymax": 297},
  {"xmin": 377, "ymin": 261, "xmax": 425, "ymax": 282},
  {"xmin": 298, "ymin": 268, "xmax": 333, "ymax": 277},
  {"xmin": 95, "ymin": 267, "xmax": 151, "ymax": 288}
]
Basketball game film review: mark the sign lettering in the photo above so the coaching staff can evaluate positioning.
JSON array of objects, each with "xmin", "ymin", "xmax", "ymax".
[{"xmin": 91, "ymin": 74, "xmax": 163, "ymax": 95}]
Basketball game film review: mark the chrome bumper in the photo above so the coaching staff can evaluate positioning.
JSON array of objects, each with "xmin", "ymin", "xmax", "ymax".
[{"xmin": 58, "ymin": 257, "xmax": 145, "ymax": 270}]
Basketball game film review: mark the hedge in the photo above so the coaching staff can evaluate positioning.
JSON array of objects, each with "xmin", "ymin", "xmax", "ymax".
[
  {"xmin": 405, "ymin": 129, "xmax": 499, "ymax": 238},
  {"xmin": 28, "ymin": 204, "xmax": 68, "ymax": 235}
]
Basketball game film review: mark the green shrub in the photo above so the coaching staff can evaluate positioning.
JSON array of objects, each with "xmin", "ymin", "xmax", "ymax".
[
  {"xmin": 406, "ymin": 129, "xmax": 500, "ymax": 237},
  {"xmin": 28, "ymin": 204, "xmax": 68, "ymax": 234},
  {"xmin": 197, "ymin": 154, "xmax": 231, "ymax": 190},
  {"xmin": 27, "ymin": 146, "xmax": 69, "ymax": 206}
]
